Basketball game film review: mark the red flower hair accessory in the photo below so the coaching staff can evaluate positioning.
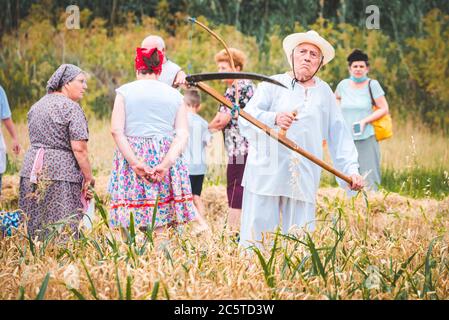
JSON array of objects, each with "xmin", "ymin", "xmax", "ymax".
[{"xmin": 135, "ymin": 47, "xmax": 164, "ymax": 75}]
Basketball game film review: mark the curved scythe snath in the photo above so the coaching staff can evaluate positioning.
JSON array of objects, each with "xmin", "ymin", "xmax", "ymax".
[
  {"xmin": 188, "ymin": 17, "xmax": 240, "ymax": 102},
  {"xmin": 185, "ymin": 18, "xmax": 353, "ymax": 185}
]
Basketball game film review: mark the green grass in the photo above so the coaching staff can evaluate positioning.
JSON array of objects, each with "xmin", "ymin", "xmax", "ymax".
[
  {"xmin": 381, "ymin": 167, "xmax": 449, "ymax": 200},
  {"xmin": 2, "ymin": 175, "xmax": 448, "ymax": 300},
  {"xmin": 4, "ymin": 154, "xmax": 20, "ymax": 175},
  {"xmin": 320, "ymin": 167, "xmax": 449, "ymax": 200}
]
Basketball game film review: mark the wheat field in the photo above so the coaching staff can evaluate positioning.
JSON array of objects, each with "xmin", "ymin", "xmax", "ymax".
[{"xmin": 1, "ymin": 119, "xmax": 449, "ymax": 300}]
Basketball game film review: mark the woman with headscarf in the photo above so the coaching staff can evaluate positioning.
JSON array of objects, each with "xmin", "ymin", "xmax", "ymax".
[
  {"xmin": 108, "ymin": 47, "xmax": 196, "ymax": 232},
  {"xmin": 19, "ymin": 64, "xmax": 94, "ymax": 239}
]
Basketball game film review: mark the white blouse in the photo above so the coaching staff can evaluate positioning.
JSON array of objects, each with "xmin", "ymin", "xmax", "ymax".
[{"xmin": 239, "ymin": 73, "xmax": 360, "ymax": 203}]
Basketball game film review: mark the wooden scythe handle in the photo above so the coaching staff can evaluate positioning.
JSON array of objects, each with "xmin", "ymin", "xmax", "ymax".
[{"xmin": 195, "ymin": 81, "xmax": 353, "ymax": 185}]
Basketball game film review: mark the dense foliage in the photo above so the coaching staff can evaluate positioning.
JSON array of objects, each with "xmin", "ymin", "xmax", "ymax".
[{"xmin": 0, "ymin": 1, "xmax": 448, "ymax": 130}]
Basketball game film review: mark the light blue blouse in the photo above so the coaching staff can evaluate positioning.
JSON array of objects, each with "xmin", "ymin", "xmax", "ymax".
[
  {"xmin": 184, "ymin": 112, "xmax": 211, "ymax": 175},
  {"xmin": 116, "ymin": 79, "xmax": 183, "ymax": 138},
  {"xmin": 0, "ymin": 85, "xmax": 12, "ymax": 120},
  {"xmin": 336, "ymin": 79, "xmax": 385, "ymax": 141},
  {"xmin": 0, "ymin": 85, "xmax": 12, "ymax": 173}
]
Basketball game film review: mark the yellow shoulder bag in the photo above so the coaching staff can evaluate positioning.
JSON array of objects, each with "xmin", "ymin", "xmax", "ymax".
[{"xmin": 368, "ymin": 80, "xmax": 393, "ymax": 141}]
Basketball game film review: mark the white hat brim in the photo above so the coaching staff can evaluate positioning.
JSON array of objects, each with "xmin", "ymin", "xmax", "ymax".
[{"xmin": 283, "ymin": 31, "xmax": 335, "ymax": 67}]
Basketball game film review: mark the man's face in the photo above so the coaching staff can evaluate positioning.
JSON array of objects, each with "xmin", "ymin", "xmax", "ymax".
[{"xmin": 292, "ymin": 43, "xmax": 322, "ymax": 80}]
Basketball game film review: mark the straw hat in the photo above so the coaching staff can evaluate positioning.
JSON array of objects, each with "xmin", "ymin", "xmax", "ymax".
[{"xmin": 282, "ymin": 30, "xmax": 335, "ymax": 67}]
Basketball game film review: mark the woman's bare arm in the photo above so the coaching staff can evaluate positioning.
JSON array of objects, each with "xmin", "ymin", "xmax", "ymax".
[
  {"xmin": 208, "ymin": 111, "xmax": 231, "ymax": 132},
  {"xmin": 110, "ymin": 93, "xmax": 150, "ymax": 181},
  {"xmin": 71, "ymin": 140, "xmax": 94, "ymax": 187},
  {"xmin": 159, "ymin": 102, "xmax": 189, "ymax": 170}
]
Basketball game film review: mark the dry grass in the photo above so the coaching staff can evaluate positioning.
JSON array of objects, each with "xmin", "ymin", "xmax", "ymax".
[
  {"xmin": 1, "ymin": 119, "xmax": 449, "ymax": 300},
  {"xmin": 6, "ymin": 117, "xmax": 448, "ymax": 179},
  {"xmin": 380, "ymin": 120, "xmax": 449, "ymax": 171},
  {"xmin": 1, "ymin": 176, "xmax": 448, "ymax": 300}
]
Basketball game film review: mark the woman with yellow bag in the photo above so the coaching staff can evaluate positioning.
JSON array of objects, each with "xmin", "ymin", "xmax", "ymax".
[{"xmin": 335, "ymin": 49, "xmax": 391, "ymax": 191}]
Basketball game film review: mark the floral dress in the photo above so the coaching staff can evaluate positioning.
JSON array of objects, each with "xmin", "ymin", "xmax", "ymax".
[
  {"xmin": 219, "ymin": 79, "xmax": 255, "ymax": 159},
  {"xmin": 108, "ymin": 136, "xmax": 196, "ymax": 228},
  {"xmin": 19, "ymin": 94, "xmax": 89, "ymax": 239},
  {"xmin": 107, "ymin": 79, "xmax": 196, "ymax": 228},
  {"xmin": 218, "ymin": 79, "xmax": 255, "ymax": 209}
]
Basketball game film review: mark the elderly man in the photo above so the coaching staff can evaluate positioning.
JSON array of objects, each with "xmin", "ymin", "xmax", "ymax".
[
  {"xmin": 238, "ymin": 30, "xmax": 364, "ymax": 248},
  {"xmin": 141, "ymin": 35, "xmax": 186, "ymax": 88}
]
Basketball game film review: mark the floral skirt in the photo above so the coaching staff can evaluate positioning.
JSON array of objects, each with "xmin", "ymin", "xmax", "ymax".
[{"xmin": 108, "ymin": 136, "xmax": 196, "ymax": 228}]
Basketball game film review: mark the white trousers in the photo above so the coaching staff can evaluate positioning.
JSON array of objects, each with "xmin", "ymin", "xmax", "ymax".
[{"xmin": 239, "ymin": 190, "xmax": 316, "ymax": 248}]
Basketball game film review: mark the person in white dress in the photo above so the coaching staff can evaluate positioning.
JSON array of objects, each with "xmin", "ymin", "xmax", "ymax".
[{"xmin": 238, "ymin": 30, "xmax": 364, "ymax": 248}]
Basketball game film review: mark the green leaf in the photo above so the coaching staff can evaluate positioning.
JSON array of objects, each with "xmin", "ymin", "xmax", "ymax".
[
  {"xmin": 306, "ymin": 232, "xmax": 327, "ymax": 284},
  {"xmin": 90, "ymin": 239, "xmax": 105, "ymax": 260},
  {"xmin": 423, "ymin": 237, "xmax": 440, "ymax": 299},
  {"xmin": 392, "ymin": 252, "xmax": 417, "ymax": 287},
  {"xmin": 126, "ymin": 275, "xmax": 133, "ymax": 300},
  {"xmin": 163, "ymin": 245, "xmax": 174, "ymax": 267},
  {"xmin": 35, "ymin": 273, "xmax": 51, "ymax": 300},
  {"xmin": 41, "ymin": 229, "xmax": 57, "ymax": 256},
  {"xmin": 251, "ymin": 245, "xmax": 274, "ymax": 289},
  {"xmin": 151, "ymin": 280, "xmax": 160, "ymax": 300},
  {"xmin": 106, "ymin": 231, "xmax": 120, "ymax": 257},
  {"xmin": 163, "ymin": 283, "xmax": 170, "ymax": 300},
  {"xmin": 151, "ymin": 195, "xmax": 159, "ymax": 231},
  {"xmin": 92, "ymin": 188, "xmax": 109, "ymax": 229},
  {"xmin": 129, "ymin": 211, "xmax": 136, "ymax": 245},
  {"xmin": 81, "ymin": 259, "xmax": 99, "ymax": 300},
  {"xmin": 290, "ymin": 255, "xmax": 310, "ymax": 281},
  {"xmin": 27, "ymin": 232, "xmax": 36, "ymax": 257},
  {"xmin": 138, "ymin": 236, "xmax": 150, "ymax": 256},
  {"xmin": 69, "ymin": 288, "xmax": 86, "ymax": 300},
  {"xmin": 115, "ymin": 264, "xmax": 123, "ymax": 300},
  {"xmin": 18, "ymin": 286, "xmax": 25, "ymax": 300}
]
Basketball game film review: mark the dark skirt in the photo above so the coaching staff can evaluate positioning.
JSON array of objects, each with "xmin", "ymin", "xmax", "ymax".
[
  {"xmin": 189, "ymin": 175, "xmax": 205, "ymax": 196},
  {"xmin": 226, "ymin": 154, "xmax": 247, "ymax": 209},
  {"xmin": 19, "ymin": 177, "xmax": 84, "ymax": 239}
]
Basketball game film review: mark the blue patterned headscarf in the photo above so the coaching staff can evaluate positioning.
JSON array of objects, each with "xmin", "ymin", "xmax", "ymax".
[{"xmin": 46, "ymin": 64, "xmax": 83, "ymax": 93}]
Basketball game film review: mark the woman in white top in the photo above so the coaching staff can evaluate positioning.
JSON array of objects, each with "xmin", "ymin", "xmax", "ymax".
[{"xmin": 108, "ymin": 47, "xmax": 196, "ymax": 231}]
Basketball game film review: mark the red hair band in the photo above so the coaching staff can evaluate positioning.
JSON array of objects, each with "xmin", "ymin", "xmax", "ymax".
[{"xmin": 135, "ymin": 47, "xmax": 164, "ymax": 75}]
